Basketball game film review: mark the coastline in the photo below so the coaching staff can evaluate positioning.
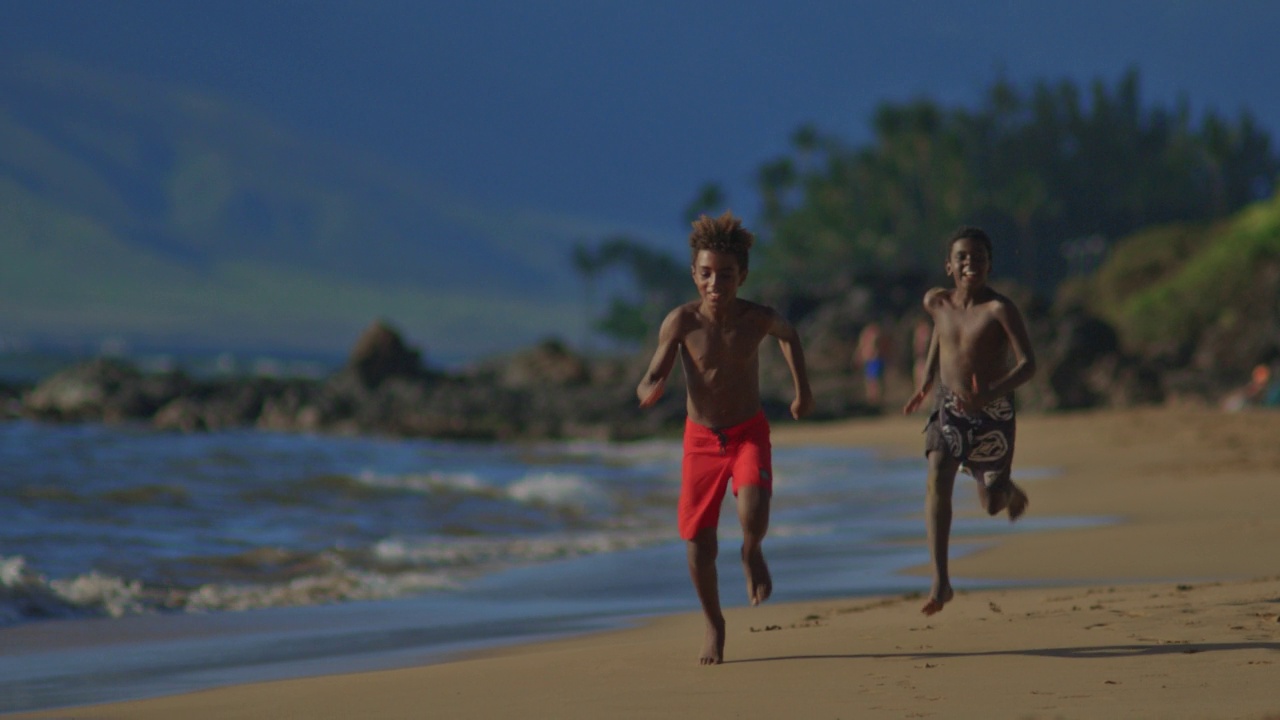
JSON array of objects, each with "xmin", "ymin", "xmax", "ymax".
[{"xmin": 7, "ymin": 406, "xmax": 1280, "ymax": 720}]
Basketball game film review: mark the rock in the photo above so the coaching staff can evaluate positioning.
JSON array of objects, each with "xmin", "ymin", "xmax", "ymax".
[
  {"xmin": 0, "ymin": 381, "xmax": 24, "ymax": 419},
  {"xmin": 346, "ymin": 321, "xmax": 424, "ymax": 388},
  {"xmin": 494, "ymin": 338, "xmax": 589, "ymax": 389},
  {"xmin": 1044, "ymin": 312, "xmax": 1163, "ymax": 409},
  {"xmin": 23, "ymin": 358, "xmax": 190, "ymax": 422},
  {"xmin": 153, "ymin": 397, "xmax": 209, "ymax": 433},
  {"xmin": 11, "ymin": 320, "xmax": 830, "ymax": 441},
  {"xmin": 154, "ymin": 380, "xmax": 275, "ymax": 432}
]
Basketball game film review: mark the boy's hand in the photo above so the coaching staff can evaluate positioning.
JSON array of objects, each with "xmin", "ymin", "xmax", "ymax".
[
  {"xmin": 954, "ymin": 375, "xmax": 986, "ymax": 415},
  {"xmin": 638, "ymin": 378, "xmax": 666, "ymax": 408},
  {"xmin": 902, "ymin": 389, "xmax": 928, "ymax": 415},
  {"xmin": 791, "ymin": 392, "xmax": 814, "ymax": 419}
]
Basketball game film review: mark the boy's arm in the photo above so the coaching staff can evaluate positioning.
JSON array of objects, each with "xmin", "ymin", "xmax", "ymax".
[
  {"xmin": 973, "ymin": 298, "xmax": 1037, "ymax": 407},
  {"xmin": 902, "ymin": 326, "xmax": 939, "ymax": 414},
  {"xmin": 768, "ymin": 309, "xmax": 814, "ymax": 419},
  {"xmin": 636, "ymin": 308, "xmax": 684, "ymax": 407},
  {"xmin": 903, "ymin": 291, "xmax": 944, "ymax": 414}
]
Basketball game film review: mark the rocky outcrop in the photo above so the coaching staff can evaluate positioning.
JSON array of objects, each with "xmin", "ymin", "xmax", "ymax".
[
  {"xmin": 13, "ymin": 301, "xmax": 1251, "ymax": 442},
  {"xmin": 0, "ymin": 380, "xmax": 25, "ymax": 420},
  {"xmin": 491, "ymin": 338, "xmax": 590, "ymax": 389},
  {"xmin": 1019, "ymin": 310, "xmax": 1164, "ymax": 410},
  {"xmin": 22, "ymin": 358, "xmax": 193, "ymax": 422},
  {"xmin": 345, "ymin": 320, "xmax": 426, "ymax": 388},
  {"xmin": 18, "ymin": 324, "xmax": 684, "ymax": 441}
]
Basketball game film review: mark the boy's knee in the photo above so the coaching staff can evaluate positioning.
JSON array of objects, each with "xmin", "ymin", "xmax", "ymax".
[
  {"xmin": 925, "ymin": 454, "xmax": 958, "ymax": 489},
  {"xmin": 736, "ymin": 487, "xmax": 770, "ymax": 531},
  {"xmin": 738, "ymin": 482, "xmax": 769, "ymax": 500},
  {"xmin": 926, "ymin": 479, "xmax": 955, "ymax": 501},
  {"xmin": 688, "ymin": 532, "xmax": 718, "ymax": 562}
]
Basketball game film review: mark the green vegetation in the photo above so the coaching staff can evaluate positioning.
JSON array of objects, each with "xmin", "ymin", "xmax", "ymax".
[
  {"xmin": 5, "ymin": 56, "xmax": 1277, "ymax": 367},
  {"xmin": 0, "ymin": 56, "xmax": 590, "ymax": 359},
  {"xmin": 1074, "ymin": 191, "xmax": 1280, "ymax": 355},
  {"xmin": 751, "ymin": 70, "xmax": 1276, "ymax": 298},
  {"xmin": 577, "ymin": 70, "xmax": 1278, "ymax": 354},
  {"xmin": 570, "ymin": 237, "xmax": 689, "ymax": 343}
]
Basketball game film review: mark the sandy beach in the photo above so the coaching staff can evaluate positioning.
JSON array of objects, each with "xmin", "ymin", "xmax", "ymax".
[{"xmin": 8, "ymin": 406, "xmax": 1280, "ymax": 720}]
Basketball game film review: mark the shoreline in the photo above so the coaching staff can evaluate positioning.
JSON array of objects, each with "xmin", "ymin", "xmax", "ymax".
[{"xmin": 8, "ymin": 406, "xmax": 1280, "ymax": 719}]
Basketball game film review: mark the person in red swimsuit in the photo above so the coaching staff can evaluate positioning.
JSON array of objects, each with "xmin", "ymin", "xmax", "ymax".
[{"xmin": 637, "ymin": 211, "xmax": 813, "ymax": 665}]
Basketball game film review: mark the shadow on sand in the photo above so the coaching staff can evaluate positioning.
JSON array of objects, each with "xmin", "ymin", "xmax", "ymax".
[{"xmin": 726, "ymin": 641, "xmax": 1280, "ymax": 664}]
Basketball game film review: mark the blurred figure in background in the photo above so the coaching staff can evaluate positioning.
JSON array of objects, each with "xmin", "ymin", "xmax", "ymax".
[
  {"xmin": 854, "ymin": 321, "xmax": 889, "ymax": 408},
  {"xmin": 1221, "ymin": 363, "xmax": 1276, "ymax": 411}
]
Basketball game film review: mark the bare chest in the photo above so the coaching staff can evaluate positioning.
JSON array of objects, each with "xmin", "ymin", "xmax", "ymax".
[
  {"xmin": 681, "ymin": 325, "xmax": 763, "ymax": 375},
  {"xmin": 936, "ymin": 308, "xmax": 1005, "ymax": 353}
]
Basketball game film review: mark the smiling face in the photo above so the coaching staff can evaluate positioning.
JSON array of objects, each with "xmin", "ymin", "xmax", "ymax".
[
  {"xmin": 946, "ymin": 235, "xmax": 991, "ymax": 290},
  {"xmin": 692, "ymin": 249, "xmax": 746, "ymax": 312}
]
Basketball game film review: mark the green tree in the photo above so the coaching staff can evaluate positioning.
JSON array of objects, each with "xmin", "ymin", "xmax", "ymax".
[
  {"xmin": 751, "ymin": 69, "xmax": 1278, "ymax": 302},
  {"xmin": 682, "ymin": 183, "xmax": 726, "ymax": 226},
  {"xmin": 568, "ymin": 236, "xmax": 688, "ymax": 345}
]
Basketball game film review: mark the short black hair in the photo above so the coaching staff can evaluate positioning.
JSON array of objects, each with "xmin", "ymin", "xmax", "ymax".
[{"xmin": 948, "ymin": 226, "xmax": 993, "ymax": 257}]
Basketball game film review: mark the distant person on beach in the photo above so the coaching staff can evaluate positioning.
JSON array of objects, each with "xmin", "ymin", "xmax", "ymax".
[
  {"xmin": 854, "ymin": 321, "xmax": 888, "ymax": 408},
  {"xmin": 903, "ymin": 226, "xmax": 1037, "ymax": 616},
  {"xmin": 637, "ymin": 211, "xmax": 814, "ymax": 665},
  {"xmin": 1221, "ymin": 363, "xmax": 1276, "ymax": 411}
]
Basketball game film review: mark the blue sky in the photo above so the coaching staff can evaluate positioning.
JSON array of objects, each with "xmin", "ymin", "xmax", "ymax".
[{"xmin": 6, "ymin": 0, "xmax": 1278, "ymax": 247}]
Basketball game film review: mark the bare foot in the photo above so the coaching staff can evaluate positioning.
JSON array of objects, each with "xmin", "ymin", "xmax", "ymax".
[
  {"xmin": 921, "ymin": 583, "xmax": 954, "ymax": 616},
  {"xmin": 742, "ymin": 544, "xmax": 772, "ymax": 606},
  {"xmin": 981, "ymin": 478, "xmax": 1029, "ymax": 520},
  {"xmin": 1006, "ymin": 483, "xmax": 1029, "ymax": 521},
  {"xmin": 700, "ymin": 617, "xmax": 725, "ymax": 665}
]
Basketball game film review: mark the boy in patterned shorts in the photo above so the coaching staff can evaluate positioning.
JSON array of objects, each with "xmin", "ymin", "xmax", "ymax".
[{"xmin": 904, "ymin": 226, "xmax": 1037, "ymax": 616}]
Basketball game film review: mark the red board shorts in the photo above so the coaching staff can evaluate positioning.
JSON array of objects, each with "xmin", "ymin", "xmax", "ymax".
[{"xmin": 678, "ymin": 410, "xmax": 772, "ymax": 540}]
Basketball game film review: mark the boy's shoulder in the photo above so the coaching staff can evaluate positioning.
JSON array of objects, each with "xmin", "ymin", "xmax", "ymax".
[
  {"xmin": 662, "ymin": 301, "xmax": 705, "ymax": 331},
  {"xmin": 734, "ymin": 298, "xmax": 782, "ymax": 329},
  {"xmin": 665, "ymin": 299, "xmax": 777, "ymax": 330},
  {"xmin": 669, "ymin": 300, "xmax": 702, "ymax": 316},
  {"xmin": 735, "ymin": 297, "xmax": 775, "ymax": 315},
  {"xmin": 923, "ymin": 286, "xmax": 951, "ymax": 309},
  {"xmin": 980, "ymin": 287, "xmax": 1020, "ymax": 313},
  {"xmin": 924, "ymin": 287, "xmax": 1018, "ymax": 313}
]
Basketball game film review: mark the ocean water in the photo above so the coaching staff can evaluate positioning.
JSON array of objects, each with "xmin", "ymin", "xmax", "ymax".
[{"xmin": 0, "ymin": 418, "xmax": 1050, "ymax": 712}]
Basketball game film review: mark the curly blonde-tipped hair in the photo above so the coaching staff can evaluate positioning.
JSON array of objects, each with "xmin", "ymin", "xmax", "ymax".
[{"xmin": 688, "ymin": 211, "xmax": 755, "ymax": 271}]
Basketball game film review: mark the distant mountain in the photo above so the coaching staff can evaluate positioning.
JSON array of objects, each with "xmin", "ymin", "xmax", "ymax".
[{"xmin": 0, "ymin": 54, "xmax": 611, "ymax": 362}]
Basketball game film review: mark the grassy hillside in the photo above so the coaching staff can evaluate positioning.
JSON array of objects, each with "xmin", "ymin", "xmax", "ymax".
[
  {"xmin": 0, "ymin": 55, "xmax": 602, "ymax": 359},
  {"xmin": 1065, "ymin": 189, "xmax": 1280, "ymax": 370}
]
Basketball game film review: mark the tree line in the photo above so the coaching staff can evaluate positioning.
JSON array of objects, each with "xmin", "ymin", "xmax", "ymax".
[{"xmin": 574, "ymin": 70, "xmax": 1279, "ymax": 344}]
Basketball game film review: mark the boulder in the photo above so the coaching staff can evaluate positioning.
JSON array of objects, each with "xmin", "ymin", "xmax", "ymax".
[
  {"xmin": 495, "ymin": 338, "xmax": 589, "ymax": 389},
  {"xmin": 1044, "ymin": 312, "xmax": 1163, "ymax": 409},
  {"xmin": 23, "ymin": 358, "xmax": 190, "ymax": 422},
  {"xmin": 346, "ymin": 321, "xmax": 424, "ymax": 388}
]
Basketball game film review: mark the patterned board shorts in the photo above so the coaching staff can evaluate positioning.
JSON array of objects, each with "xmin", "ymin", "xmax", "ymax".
[{"xmin": 924, "ymin": 384, "xmax": 1016, "ymax": 488}]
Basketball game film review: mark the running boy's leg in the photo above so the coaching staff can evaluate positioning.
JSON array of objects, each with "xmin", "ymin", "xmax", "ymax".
[
  {"xmin": 922, "ymin": 449, "xmax": 960, "ymax": 615},
  {"xmin": 686, "ymin": 528, "xmax": 724, "ymax": 665},
  {"xmin": 736, "ymin": 485, "xmax": 771, "ymax": 606},
  {"xmin": 679, "ymin": 420, "xmax": 734, "ymax": 664}
]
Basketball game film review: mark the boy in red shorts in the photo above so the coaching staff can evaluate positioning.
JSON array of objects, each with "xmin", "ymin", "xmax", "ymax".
[{"xmin": 637, "ymin": 211, "xmax": 814, "ymax": 665}]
